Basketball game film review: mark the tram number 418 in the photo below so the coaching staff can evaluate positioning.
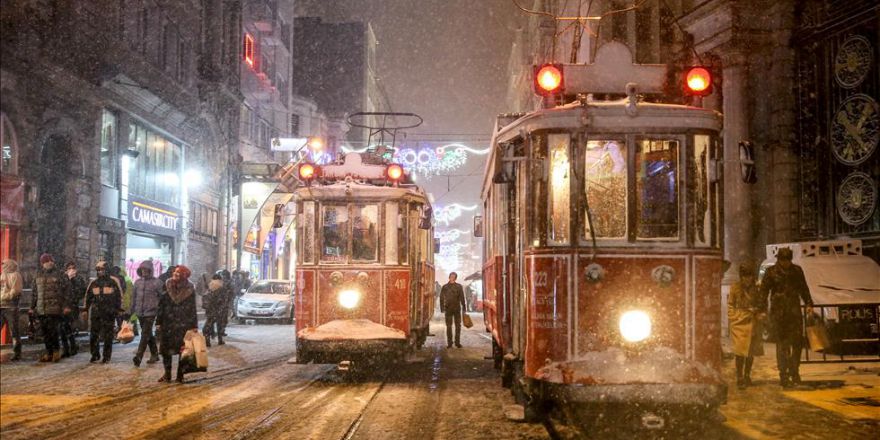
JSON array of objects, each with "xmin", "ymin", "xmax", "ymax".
[{"xmin": 393, "ymin": 279, "xmax": 407, "ymax": 290}]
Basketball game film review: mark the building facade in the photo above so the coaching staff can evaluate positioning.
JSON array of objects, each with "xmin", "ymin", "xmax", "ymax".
[{"xmin": 0, "ymin": 0, "xmax": 242, "ymax": 280}]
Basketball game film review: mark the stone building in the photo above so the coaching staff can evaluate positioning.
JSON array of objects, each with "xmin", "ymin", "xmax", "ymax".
[
  {"xmin": 0, "ymin": 0, "xmax": 242, "ymax": 280},
  {"xmin": 504, "ymin": 0, "xmax": 879, "ymax": 279}
]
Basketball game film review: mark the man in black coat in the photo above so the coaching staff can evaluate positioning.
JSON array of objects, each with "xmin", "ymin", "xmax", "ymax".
[
  {"xmin": 760, "ymin": 247, "xmax": 814, "ymax": 388},
  {"xmin": 440, "ymin": 272, "xmax": 467, "ymax": 348},
  {"xmin": 84, "ymin": 262, "xmax": 122, "ymax": 363},
  {"xmin": 61, "ymin": 261, "xmax": 87, "ymax": 357},
  {"xmin": 30, "ymin": 253, "xmax": 72, "ymax": 362}
]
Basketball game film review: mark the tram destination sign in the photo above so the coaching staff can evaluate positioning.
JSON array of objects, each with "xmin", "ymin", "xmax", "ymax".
[{"xmin": 127, "ymin": 195, "xmax": 182, "ymax": 236}]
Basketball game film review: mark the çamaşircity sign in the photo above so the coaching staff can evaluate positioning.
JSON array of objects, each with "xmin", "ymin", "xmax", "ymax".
[{"xmin": 127, "ymin": 195, "xmax": 182, "ymax": 236}]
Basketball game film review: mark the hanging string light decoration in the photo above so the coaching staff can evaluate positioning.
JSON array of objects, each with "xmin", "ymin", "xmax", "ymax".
[
  {"xmin": 342, "ymin": 143, "xmax": 490, "ymax": 178},
  {"xmin": 434, "ymin": 204, "xmax": 478, "ymax": 226},
  {"xmin": 435, "ymin": 229, "xmax": 471, "ymax": 244}
]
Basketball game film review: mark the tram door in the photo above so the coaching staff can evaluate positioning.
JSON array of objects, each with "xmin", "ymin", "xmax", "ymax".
[{"xmin": 509, "ymin": 142, "xmax": 528, "ymax": 358}]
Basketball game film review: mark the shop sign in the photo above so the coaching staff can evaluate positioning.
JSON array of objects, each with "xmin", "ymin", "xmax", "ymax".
[{"xmin": 128, "ymin": 196, "xmax": 181, "ymax": 236}]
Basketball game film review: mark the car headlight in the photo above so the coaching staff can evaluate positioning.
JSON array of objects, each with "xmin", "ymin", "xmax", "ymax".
[
  {"xmin": 275, "ymin": 301, "xmax": 290, "ymax": 309},
  {"xmin": 338, "ymin": 290, "xmax": 361, "ymax": 309},
  {"xmin": 619, "ymin": 310, "xmax": 652, "ymax": 343}
]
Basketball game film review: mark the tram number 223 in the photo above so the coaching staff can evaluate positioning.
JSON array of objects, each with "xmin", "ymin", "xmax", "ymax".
[{"xmin": 534, "ymin": 271, "xmax": 549, "ymax": 288}]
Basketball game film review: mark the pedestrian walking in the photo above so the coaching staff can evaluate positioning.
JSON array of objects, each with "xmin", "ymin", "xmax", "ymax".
[
  {"xmin": 727, "ymin": 260, "xmax": 764, "ymax": 389},
  {"xmin": 218, "ymin": 269, "xmax": 233, "ymax": 337},
  {"xmin": 131, "ymin": 261, "xmax": 162, "ymax": 367},
  {"xmin": 60, "ymin": 261, "xmax": 87, "ymax": 357},
  {"xmin": 440, "ymin": 272, "xmax": 467, "ymax": 348},
  {"xmin": 85, "ymin": 262, "xmax": 122, "ymax": 363},
  {"xmin": 760, "ymin": 247, "xmax": 814, "ymax": 388},
  {"xmin": 0, "ymin": 259, "xmax": 24, "ymax": 361},
  {"xmin": 201, "ymin": 274, "xmax": 226, "ymax": 347},
  {"xmin": 111, "ymin": 265, "xmax": 133, "ymax": 336},
  {"xmin": 156, "ymin": 265, "xmax": 198, "ymax": 383},
  {"xmin": 30, "ymin": 253, "xmax": 72, "ymax": 362}
]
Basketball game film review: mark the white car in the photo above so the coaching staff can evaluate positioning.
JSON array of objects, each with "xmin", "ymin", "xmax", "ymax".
[{"xmin": 235, "ymin": 279, "xmax": 295, "ymax": 324}]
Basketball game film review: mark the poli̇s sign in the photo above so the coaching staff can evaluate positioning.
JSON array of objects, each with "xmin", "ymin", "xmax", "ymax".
[{"xmin": 128, "ymin": 196, "xmax": 182, "ymax": 236}]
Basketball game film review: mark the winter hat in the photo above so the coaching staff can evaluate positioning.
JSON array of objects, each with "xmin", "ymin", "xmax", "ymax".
[{"xmin": 39, "ymin": 253, "xmax": 54, "ymax": 264}]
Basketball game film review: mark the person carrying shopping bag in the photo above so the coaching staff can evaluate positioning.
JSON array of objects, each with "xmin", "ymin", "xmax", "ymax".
[{"xmin": 156, "ymin": 265, "xmax": 198, "ymax": 383}]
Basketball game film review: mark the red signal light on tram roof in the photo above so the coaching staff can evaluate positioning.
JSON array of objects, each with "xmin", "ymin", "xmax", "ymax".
[
  {"xmin": 534, "ymin": 64, "xmax": 564, "ymax": 96},
  {"xmin": 299, "ymin": 163, "xmax": 316, "ymax": 180},
  {"xmin": 684, "ymin": 66, "xmax": 713, "ymax": 96},
  {"xmin": 387, "ymin": 164, "xmax": 404, "ymax": 181}
]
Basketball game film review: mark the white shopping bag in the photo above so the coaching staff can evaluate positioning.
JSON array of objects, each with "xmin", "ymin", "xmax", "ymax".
[{"xmin": 184, "ymin": 330, "xmax": 209, "ymax": 371}]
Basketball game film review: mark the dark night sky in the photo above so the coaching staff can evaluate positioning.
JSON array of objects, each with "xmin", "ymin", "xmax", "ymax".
[{"xmin": 295, "ymin": 0, "xmax": 525, "ymax": 141}]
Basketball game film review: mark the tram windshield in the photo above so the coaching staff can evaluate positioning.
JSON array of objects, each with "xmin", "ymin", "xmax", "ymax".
[
  {"xmin": 524, "ymin": 130, "xmax": 719, "ymax": 248},
  {"xmin": 320, "ymin": 203, "xmax": 379, "ymax": 263}
]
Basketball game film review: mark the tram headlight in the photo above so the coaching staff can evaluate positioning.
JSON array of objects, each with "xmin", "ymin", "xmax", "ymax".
[
  {"xmin": 619, "ymin": 310, "xmax": 652, "ymax": 343},
  {"xmin": 338, "ymin": 289, "xmax": 361, "ymax": 310}
]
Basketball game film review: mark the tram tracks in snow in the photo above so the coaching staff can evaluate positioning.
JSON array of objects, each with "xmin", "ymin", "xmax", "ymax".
[{"xmin": 0, "ymin": 354, "xmax": 297, "ymax": 439}]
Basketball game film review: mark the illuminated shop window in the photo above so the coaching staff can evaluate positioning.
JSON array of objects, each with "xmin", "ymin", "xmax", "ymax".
[{"xmin": 0, "ymin": 112, "xmax": 19, "ymax": 175}]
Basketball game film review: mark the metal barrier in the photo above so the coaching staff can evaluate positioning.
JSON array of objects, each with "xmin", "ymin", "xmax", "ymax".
[{"xmin": 800, "ymin": 303, "xmax": 880, "ymax": 363}]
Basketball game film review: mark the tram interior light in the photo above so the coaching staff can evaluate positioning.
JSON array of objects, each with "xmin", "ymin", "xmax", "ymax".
[
  {"xmin": 684, "ymin": 67, "xmax": 713, "ymax": 96},
  {"xmin": 338, "ymin": 289, "xmax": 361, "ymax": 309},
  {"xmin": 619, "ymin": 310, "xmax": 652, "ymax": 343},
  {"xmin": 534, "ymin": 64, "xmax": 564, "ymax": 96}
]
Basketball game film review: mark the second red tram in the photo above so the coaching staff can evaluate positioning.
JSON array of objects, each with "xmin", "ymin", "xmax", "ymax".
[
  {"xmin": 293, "ymin": 152, "xmax": 435, "ymax": 365},
  {"xmin": 481, "ymin": 47, "xmax": 728, "ymax": 431}
]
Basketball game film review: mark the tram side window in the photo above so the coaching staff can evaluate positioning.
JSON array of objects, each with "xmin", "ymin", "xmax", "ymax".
[
  {"xmin": 548, "ymin": 133, "xmax": 571, "ymax": 245},
  {"xmin": 529, "ymin": 135, "xmax": 548, "ymax": 247},
  {"xmin": 693, "ymin": 135, "xmax": 711, "ymax": 247},
  {"xmin": 636, "ymin": 139, "xmax": 680, "ymax": 239},
  {"xmin": 352, "ymin": 204, "xmax": 379, "ymax": 262},
  {"xmin": 321, "ymin": 205, "xmax": 350, "ymax": 262},
  {"xmin": 398, "ymin": 201, "xmax": 408, "ymax": 264},
  {"xmin": 300, "ymin": 201, "xmax": 316, "ymax": 264},
  {"xmin": 583, "ymin": 140, "xmax": 627, "ymax": 239}
]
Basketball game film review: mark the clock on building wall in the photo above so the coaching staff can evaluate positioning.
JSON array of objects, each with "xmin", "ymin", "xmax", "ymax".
[
  {"xmin": 837, "ymin": 171, "xmax": 877, "ymax": 226},
  {"xmin": 831, "ymin": 94, "xmax": 879, "ymax": 166},
  {"xmin": 834, "ymin": 35, "xmax": 873, "ymax": 89}
]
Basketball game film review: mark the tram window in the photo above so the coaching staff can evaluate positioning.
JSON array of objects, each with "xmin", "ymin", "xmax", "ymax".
[
  {"xmin": 693, "ymin": 135, "xmax": 711, "ymax": 247},
  {"xmin": 583, "ymin": 140, "xmax": 627, "ymax": 239},
  {"xmin": 529, "ymin": 135, "xmax": 548, "ymax": 247},
  {"xmin": 398, "ymin": 201, "xmax": 408, "ymax": 264},
  {"xmin": 301, "ymin": 201, "xmax": 315, "ymax": 264},
  {"xmin": 321, "ymin": 205, "xmax": 350, "ymax": 262},
  {"xmin": 352, "ymin": 204, "xmax": 379, "ymax": 262},
  {"xmin": 548, "ymin": 133, "xmax": 571, "ymax": 245},
  {"xmin": 635, "ymin": 139, "xmax": 680, "ymax": 239},
  {"xmin": 384, "ymin": 202, "xmax": 398, "ymax": 265}
]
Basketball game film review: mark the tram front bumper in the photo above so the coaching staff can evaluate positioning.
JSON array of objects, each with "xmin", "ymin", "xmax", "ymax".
[{"xmin": 296, "ymin": 338, "xmax": 409, "ymax": 364}]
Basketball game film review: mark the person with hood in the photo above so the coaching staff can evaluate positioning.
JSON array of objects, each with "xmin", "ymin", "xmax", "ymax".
[
  {"xmin": 85, "ymin": 261, "xmax": 123, "ymax": 363},
  {"xmin": 727, "ymin": 260, "xmax": 764, "ymax": 389},
  {"xmin": 156, "ymin": 265, "xmax": 198, "ymax": 383},
  {"xmin": 131, "ymin": 260, "xmax": 162, "ymax": 366},
  {"xmin": 30, "ymin": 253, "xmax": 72, "ymax": 362},
  {"xmin": 202, "ymin": 273, "xmax": 226, "ymax": 347},
  {"xmin": 60, "ymin": 261, "xmax": 87, "ymax": 357},
  {"xmin": 1, "ymin": 259, "xmax": 24, "ymax": 360},
  {"xmin": 760, "ymin": 247, "xmax": 814, "ymax": 388}
]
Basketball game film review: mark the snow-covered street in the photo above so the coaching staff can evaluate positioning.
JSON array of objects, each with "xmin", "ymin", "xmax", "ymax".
[{"xmin": 2, "ymin": 315, "xmax": 878, "ymax": 439}]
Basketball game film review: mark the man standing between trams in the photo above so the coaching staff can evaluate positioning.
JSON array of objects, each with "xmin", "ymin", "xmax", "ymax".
[
  {"xmin": 440, "ymin": 272, "xmax": 467, "ymax": 348},
  {"xmin": 760, "ymin": 247, "xmax": 814, "ymax": 388}
]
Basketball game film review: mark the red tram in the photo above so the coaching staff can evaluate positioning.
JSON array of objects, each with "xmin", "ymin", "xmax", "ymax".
[
  {"xmin": 479, "ymin": 43, "xmax": 727, "ymax": 431},
  {"xmin": 293, "ymin": 152, "xmax": 435, "ymax": 365}
]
